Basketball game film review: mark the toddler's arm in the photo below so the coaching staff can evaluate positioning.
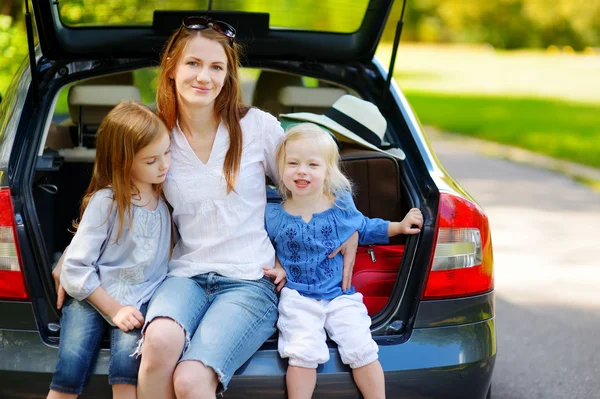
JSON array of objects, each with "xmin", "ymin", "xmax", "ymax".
[{"xmin": 388, "ymin": 208, "xmax": 423, "ymax": 237}]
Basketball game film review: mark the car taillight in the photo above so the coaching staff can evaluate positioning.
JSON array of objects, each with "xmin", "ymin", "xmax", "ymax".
[
  {"xmin": 422, "ymin": 192, "xmax": 494, "ymax": 300},
  {"xmin": 0, "ymin": 188, "xmax": 29, "ymax": 300}
]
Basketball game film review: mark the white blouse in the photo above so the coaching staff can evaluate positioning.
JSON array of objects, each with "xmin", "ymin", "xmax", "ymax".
[{"xmin": 164, "ymin": 108, "xmax": 284, "ymax": 280}]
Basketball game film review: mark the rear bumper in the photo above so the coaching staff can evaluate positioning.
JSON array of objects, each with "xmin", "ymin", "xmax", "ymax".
[{"xmin": 0, "ymin": 318, "xmax": 495, "ymax": 399}]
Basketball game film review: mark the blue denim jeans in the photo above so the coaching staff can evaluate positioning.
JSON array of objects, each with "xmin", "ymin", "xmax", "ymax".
[
  {"xmin": 49, "ymin": 298, "xmax": 145, "ymax": 395},
  {"xmin": 143, "ymin": 272, "xmax": 279, "ymax": 393}
]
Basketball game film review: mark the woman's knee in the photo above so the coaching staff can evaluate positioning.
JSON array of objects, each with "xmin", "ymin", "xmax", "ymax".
[
  {"xmin": 173, "ymin": 361, "xmax": 218, "ymax": 398},
  {"xmin": 142, "ymin": 318, "xmax": 185, "ymax": 361}
]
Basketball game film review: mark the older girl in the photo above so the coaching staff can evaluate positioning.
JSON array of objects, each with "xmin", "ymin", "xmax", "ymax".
[{"xmin": 48, "ymin": 101, "xmax": 171, "ymax": 399}]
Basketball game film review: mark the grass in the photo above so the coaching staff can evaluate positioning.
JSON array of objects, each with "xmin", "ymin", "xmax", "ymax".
[
  {"xmin": 403, "ymin": 91, "xmax": 600, "ymax": 168},
  {"xmin": 376, "ymin": 43, "xmax": 600, "ymax": 169}
]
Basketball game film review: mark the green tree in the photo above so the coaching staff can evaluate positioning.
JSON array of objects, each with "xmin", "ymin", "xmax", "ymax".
[
  {"xmin": 0, "ymin": 0, "xmax": 27, "ymax": 96},
  {"xmin": 383, "ymin": 0, "xmax": 600, "ymax": 49}
]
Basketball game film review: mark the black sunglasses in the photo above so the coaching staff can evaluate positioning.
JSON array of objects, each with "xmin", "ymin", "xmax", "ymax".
[
  {"xmin": 165, "ymin": 16, "xmax": 236, "ymax": 57},
  {"xmin": 183, "ymin": 16, "xmax": 236, "ymax": 40}
]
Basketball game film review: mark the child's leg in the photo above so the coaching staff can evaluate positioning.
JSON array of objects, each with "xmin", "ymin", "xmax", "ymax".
[
  {"xmin": 352, "ymin": 360, "xmax": 385, "ymax": 399},
  {"xmin": 324, "ymin": 293, "xmax": 385, "ymax": 399},
  {"xmin": 277, "ymin": 288, "xmax": 329, "ymax": 399},
  {"xmin": 112, "ymin": 383, "xmax": 137, "ymax": 399},
  {"xmin": 286, "ymin": 365, "xmax": 317, "ymax": 399},
  {"xmin": 108, "ymin": 304, "xmax": 147, "ymax": 399},
  {"xmin": 48, "ymin": 299, "xmax": 106, "ymax": 398},
  {"xmin": 46, "ymin": 391, "xmax": 77, "ymax": 399}
]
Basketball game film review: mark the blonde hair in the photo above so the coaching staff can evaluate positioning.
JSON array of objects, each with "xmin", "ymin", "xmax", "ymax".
[
  {"xmin": 74, "ymin": 101, "xmax": 168, "ymax": 242},
  {"xmin": 156, "ymin": 25, "xmax": 249, "ymax": 194},
  {"xmin": 275, "ymin": 123, "xmax": 352, "ymax": 201}
]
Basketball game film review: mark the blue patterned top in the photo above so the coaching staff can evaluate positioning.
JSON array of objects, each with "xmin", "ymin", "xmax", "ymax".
[{"xmin": 265, "ymin": 191, "xmax": 389, "ymax": 299}]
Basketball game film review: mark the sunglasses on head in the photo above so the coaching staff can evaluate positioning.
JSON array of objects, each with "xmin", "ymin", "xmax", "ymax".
[
  {"xmin": 165, "ymin": 16, "xmax": 236, "ymax": 57},
  {"xmin": 183, "ymin": 16, "xmax": 236, "ymax": 40}
]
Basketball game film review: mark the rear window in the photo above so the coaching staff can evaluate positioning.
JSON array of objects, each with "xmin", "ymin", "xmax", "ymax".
[{"xmin": 57, "ymin": 0, "xmax": 370, "ymax": 33}]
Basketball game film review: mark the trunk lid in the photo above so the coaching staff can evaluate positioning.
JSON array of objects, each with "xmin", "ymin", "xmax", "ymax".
[{"xmin": 32, "ymin": 0, "xmax": 396, "ymax": 62}]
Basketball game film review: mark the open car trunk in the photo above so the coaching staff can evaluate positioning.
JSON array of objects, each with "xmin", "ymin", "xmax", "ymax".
[{"xmin": 27, "ymin": 59, "xmax": 424, "ymax": 343}]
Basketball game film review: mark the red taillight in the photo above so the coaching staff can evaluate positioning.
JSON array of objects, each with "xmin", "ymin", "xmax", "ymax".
[
  {"xmin": 0, "ymin": 188, "xmax": 29, "ymax": 300},
  {"xmin": 422, "ymin": 192, "xmax": 494, "ymax": 300}
]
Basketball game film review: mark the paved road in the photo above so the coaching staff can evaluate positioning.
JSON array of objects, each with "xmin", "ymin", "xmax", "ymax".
[{"xmin": 430, "ymin": 137, "xmax": 600, "ymax": 399}]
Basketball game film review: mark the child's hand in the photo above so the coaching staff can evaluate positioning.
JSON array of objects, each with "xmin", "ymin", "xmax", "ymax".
[
  {"xmin": 263, "ymin": 266, "xmax": 287, "ymax": 292},
  {"xmin": 112, "ymin": 306, "xmax": 144, "ymax": 332},
  {"xmin": 399, "ymin": 208, "xmax": 423, "ymax": 235}
]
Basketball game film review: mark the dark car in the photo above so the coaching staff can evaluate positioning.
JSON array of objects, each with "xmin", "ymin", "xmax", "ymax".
[{"xmin": 0, "ymin": 0, "xmax": 495, "ymax": 397}]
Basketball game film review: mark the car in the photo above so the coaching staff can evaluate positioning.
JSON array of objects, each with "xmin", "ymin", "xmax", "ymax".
[{"xmin": 0, "ymin": 0, "xmax": 495, "ymax": 397}]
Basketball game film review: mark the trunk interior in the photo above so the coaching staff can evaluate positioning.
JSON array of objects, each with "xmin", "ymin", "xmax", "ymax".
[{"xmin": 31, "ymin": 66, "xmax": 415, "ymax": 341}]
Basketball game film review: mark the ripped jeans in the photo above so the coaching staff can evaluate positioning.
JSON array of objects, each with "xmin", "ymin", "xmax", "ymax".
[
  {"xmin": 49, "ymin": 299, "xmax": 146, "ymax": 395},
  {"xmin": 141, "ymin": 272, "xmax": 278, "ymax": 392}
]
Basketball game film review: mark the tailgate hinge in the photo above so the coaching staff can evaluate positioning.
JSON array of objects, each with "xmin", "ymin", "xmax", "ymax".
[
  {"xmin": 24, "ymin": 0, "xmax": 40, "ymax": 107},
  {"xmin": 382, "ymin": 0, "xmax": 407, "ymax": 108}
]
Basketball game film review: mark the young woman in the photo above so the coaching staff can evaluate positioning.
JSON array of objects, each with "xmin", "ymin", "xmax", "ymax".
[
  {"xmin": 135, "ymin": 17, "xmax": 359, "ymax": 399},
  {"xmin": 47, "ymin": 101, "xmax": 172, "ymax": 399},
  {"xmin": 264, "ymin": 123, "xmax": 423, "ymax": 399}
]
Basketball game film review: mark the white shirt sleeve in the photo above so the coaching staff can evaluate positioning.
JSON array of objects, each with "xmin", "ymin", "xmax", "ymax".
[
  {"xmin": 60, "ymin": 190, "xmax": 115, "ymax": 301},
  {"xmin": 261, "ymin": 110, "xmax": 285, "ymax": 184}
]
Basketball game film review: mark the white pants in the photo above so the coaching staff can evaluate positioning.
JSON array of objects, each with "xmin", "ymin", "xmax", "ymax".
[{"xmin": 277, "ymin": 287, "xmax": 379, "ymax": 369}]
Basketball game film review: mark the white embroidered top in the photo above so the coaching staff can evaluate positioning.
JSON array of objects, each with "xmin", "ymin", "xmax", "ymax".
[
  {"xmin": 164, "ymin": 108, "xmax": 284, "ymax": 280},
  {"xmin": 60, "ymin": 188, "xmax": 171, "ymax": 311}
]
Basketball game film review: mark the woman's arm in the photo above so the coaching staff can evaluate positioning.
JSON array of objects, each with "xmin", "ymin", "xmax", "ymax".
[
  {"xmin": 328, "ymin": 231, "xmax": 359, "ymax": 292},
  {"xmin": 52, "ymin": 251, "xmax": 67, "ymax": 309},
  {"xmin": 261, "ymin": 111, "xmax": 285, "ymax": 184}
]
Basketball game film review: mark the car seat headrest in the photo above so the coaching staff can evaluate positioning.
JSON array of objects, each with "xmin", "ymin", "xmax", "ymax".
[
  {"xmin": 277, "ymin": 86, "xmax": 347, "ymax": 110},
  {"xmin": 68, "ymin": 85, "xmax": 142, "ymax": 126}
]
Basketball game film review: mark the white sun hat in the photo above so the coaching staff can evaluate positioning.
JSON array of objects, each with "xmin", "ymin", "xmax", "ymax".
[{"xmin": 280, "ymin": 94, "xmax": 405, "ymax": 160}]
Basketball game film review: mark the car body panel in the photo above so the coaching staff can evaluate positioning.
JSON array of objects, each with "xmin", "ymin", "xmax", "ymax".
[
  {"xmin": 0, "ymin": 301, "xmax": 37, "ymax": 330},
  {"xmin": 414, "ymin": 291, "xmax": 495, "ymax": 329},
  {"xmin": 0, "ymin": 318, "xmax": 495, "ymax": 398}
]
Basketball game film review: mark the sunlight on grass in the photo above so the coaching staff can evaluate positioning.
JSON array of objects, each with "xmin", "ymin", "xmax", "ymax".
[
  {"xmin": 373, "ymin": 43, "xmax": 600, "ymax": 169},
  {"xmin": 377, "ymin": 43, "xmax": 600, "ymax": 104},
  {"xmin": 404, "ymin": 91, "xmax": 600, "ymax": 168}
]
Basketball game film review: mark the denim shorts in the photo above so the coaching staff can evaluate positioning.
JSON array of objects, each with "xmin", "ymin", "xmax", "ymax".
[
  {"xmin": 49, "ymin": 298, "xmax": 146, "ymax": 395},
  {"xmin": 143, "ymin": 272, "xmax": 279, "ymax": 392}
]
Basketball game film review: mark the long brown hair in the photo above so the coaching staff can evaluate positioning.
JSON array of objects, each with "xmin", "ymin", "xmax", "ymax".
[
  {"xmin": 156, "ymin": 26, "xmax": 249, "ymax": 193},
  {"xmin": 75, "ymin": 101, "xmax": 168, "ymax": 242}
]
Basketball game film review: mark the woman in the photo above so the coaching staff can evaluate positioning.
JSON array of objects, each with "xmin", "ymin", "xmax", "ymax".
[{"xmin": 134, "ymin": 17, "xmax": 358, "ymax": 399}]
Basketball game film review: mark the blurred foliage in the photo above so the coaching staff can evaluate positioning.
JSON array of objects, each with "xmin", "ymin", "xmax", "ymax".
[
  {"xmin": 0, "ymin": 13, "xmax": 28, "ymax": 96},
  {"xmin": 57, "ymin": 0, "xmax": 368, "ymax": 32},
  {"xmin": 383, "ymin": 0, "xmax": 600, "ymax": 50}
]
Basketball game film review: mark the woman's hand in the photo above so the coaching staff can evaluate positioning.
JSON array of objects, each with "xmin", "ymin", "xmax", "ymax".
[
  {"xmin": 52, "ymin": 252, "xmax": 67, "ymax": 309},
  {"xmin": 329, "ymin": 231, "xmax": 359, "ymax": 292},
  {"xmin": 263, "ymin": 257, "xmax": 287, "ymax": 292}
]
